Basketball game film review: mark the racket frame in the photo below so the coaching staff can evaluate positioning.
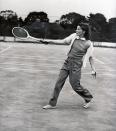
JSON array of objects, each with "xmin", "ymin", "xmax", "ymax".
[{"xmin": 12, "ymin": 27, "xmax": 41, "ymax": 41}]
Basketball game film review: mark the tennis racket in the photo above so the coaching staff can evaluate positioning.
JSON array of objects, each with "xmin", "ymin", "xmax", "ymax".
[{"xmin": 12, "ymin": 27, "xmax": 41, "ymax": 41}]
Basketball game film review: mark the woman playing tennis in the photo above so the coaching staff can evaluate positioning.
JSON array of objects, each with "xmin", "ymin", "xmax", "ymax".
[{"xmin": 41, "ymin": 22, "xmax": 96, "ymax": 109}]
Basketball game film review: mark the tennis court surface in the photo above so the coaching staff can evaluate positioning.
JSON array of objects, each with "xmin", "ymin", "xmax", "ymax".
[{"xmin": 0, "ymin": 41, "xmax": 116, "ymax": 131}]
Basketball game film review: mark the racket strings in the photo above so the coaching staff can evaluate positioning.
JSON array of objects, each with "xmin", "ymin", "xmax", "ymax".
[{"xmin": 12, "ymin": 27, "xmax": 28, "ymax": 38}]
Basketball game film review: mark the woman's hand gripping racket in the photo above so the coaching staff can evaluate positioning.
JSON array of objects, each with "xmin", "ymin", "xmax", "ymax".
[{"xmin": 12, "ymin": 27, "xmax": 41, "ymax": 42}]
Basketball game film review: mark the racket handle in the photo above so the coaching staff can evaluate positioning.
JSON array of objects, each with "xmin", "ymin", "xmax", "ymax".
[
  {"xmin": 29, "ymin": 36, "xmax": 41, "ymax": 42},
  {"xmin": 40, "ymin": 40, "xmax": 49, "ymax": 44}
]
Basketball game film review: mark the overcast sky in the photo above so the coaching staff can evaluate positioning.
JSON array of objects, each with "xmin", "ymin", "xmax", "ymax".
[{"xmin": 0, "ymin": 0, "xmax": 116, "ymax": 21}]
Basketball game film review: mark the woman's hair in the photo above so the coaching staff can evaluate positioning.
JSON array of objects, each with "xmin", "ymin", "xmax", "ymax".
[{"xmin": 78, "ymin": 22, "xmax": 91, "ymax": 40}]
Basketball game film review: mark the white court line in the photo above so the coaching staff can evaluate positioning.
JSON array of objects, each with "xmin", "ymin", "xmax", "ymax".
[
  {"xmin": 0, "ymin": 66, "xmax": 57, "ymax": 73},
  {"xmin": 0, "ymin": 47, "xmax": 113, "ymax": 71},
  {"xmin": 0, "ymin": 63, "xmax": 60, "ymax": 68},
  {"xmin": 0, "ymin": 55, "xmax": 114, "ymax": 71},
  {"xmin": 94, "ymin": 57, "xmax": 105, "ymax": 64},
  {"xmin": 0, "ymin": 53, "xmax": 111, "ymax": 65},
  {"xmin": 0, "ymin": 63, "xmax": 115, "ymax": 72},
  {"xmin": 0, "ymin": 46, "xmax": 11, "ymax": 54},
  {"xmin": 0, "ymin": 54, "xmax": 110, "ymax": 65},
  {"xmin": 95, "ymin": 68, "xmax": 116, "ymax": 72},
  {"xmin": 0, "ymin": 55, "xmax": 65, "ymax": 62},
  {"xmin": 0, "ymin": 66, "xmax": 115, "ymax": 77},
  {"xmin": 94, "ymin": 57, "xmax": 113, "ymax": 70}
]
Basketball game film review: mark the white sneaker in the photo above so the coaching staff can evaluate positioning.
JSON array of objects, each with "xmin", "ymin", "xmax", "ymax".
[
  {"xmin": 43, "ymin": 104, "xmax": 56, "ymax": 109},
  {"xmin": 83, "ymin": 100, "xmax": 93, "ymax": 109}
]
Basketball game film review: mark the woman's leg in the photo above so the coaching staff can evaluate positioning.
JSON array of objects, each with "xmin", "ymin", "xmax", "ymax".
[
  {"xmin": 69, "ymin": 61, "xmax": 93, "ymax": 103},
  {"xmin": 43, "ymin": 59, "xmax": 70, "ymax": 109},
  {"xmin": 49, "ymin": 69, "xmax": 69, "ymax": 106}
]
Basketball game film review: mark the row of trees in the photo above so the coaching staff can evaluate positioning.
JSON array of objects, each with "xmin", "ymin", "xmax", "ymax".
[{"xmin": 0, "ymin": 10, "xmax": 115, "ymax": 42}]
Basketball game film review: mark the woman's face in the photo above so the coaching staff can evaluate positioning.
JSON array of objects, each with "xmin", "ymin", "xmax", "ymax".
[{"xmin": 76, "ymin": 26, "xmax": 85, "ymax": 37}]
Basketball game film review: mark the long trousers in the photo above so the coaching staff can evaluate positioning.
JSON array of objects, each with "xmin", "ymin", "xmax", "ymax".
[{"xmin": 49, "ymin": 57, "xmax": 93, "ymax": 106}]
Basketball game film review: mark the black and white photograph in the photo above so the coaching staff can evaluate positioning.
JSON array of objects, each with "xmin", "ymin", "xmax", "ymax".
[{"xmin": 0, "ymin": 0, "xmax": 116, "ymax": 131}]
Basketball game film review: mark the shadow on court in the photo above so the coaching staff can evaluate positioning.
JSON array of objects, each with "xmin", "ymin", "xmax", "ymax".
[{"xmin": 0, "ymin": 42, "xmax": 116, "ymax": 131}]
